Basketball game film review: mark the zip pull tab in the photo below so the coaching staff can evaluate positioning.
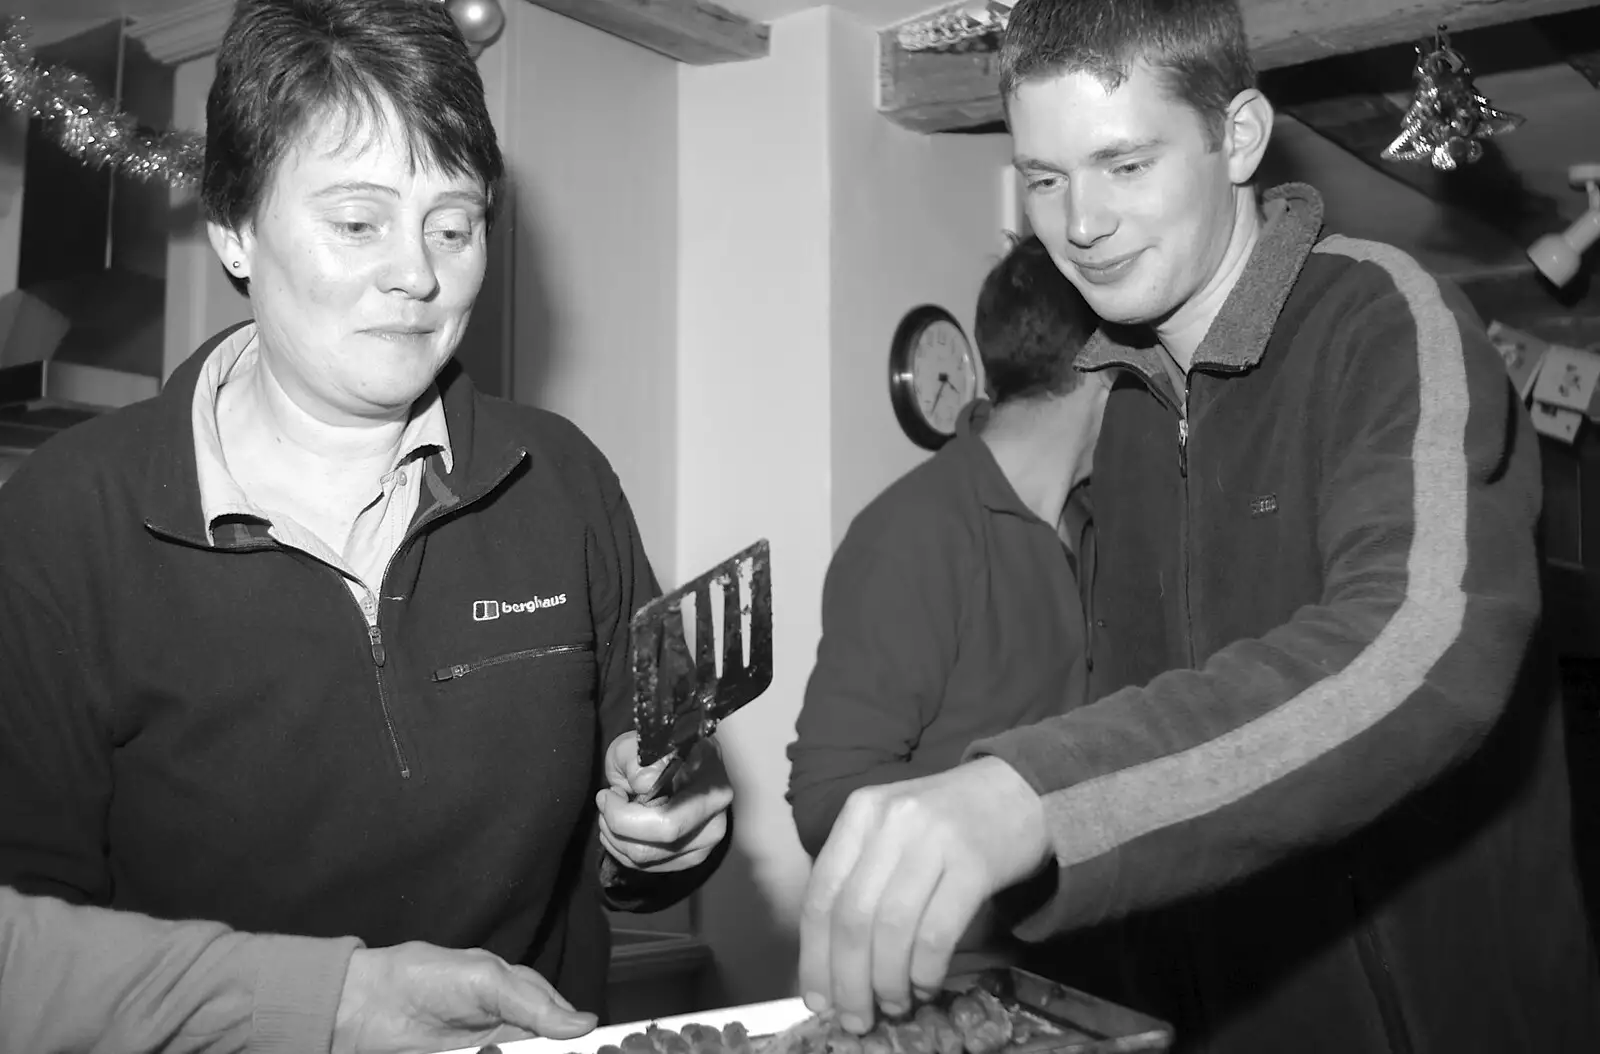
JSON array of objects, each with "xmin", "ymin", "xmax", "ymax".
[
  {"xmin": 368, "ymin": 624, "xmax": 387, "ymax": 666},
  {"xmin": 1177, "ymin": 416, "xmax": 1189, "ymax": 478}
]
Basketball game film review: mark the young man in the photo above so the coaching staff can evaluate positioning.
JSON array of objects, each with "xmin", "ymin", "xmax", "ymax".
[
  {"xmin": 787, "ymin": 235, "xmax": 1106, "ymax": 866},
  {"xmin": 795, "ymin": 1, "xmax": 1600, "ymax": 1050}
]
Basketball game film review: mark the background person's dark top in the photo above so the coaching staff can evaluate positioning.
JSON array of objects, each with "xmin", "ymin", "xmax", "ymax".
[{"xmin": 788, "ymin": 399, "xmax": 1094, "ymax": 858}]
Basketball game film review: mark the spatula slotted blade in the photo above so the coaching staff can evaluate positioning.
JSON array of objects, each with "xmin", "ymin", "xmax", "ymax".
[{"xmin": 630, "ymin": 539, "xmax": 773, "ymax": 776}]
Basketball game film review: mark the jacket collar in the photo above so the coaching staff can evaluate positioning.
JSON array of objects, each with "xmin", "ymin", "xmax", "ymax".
[
  {"xmin": 1075, "ymin": 183, "xmax": 1326, "ymax": 380},
  {"xmin": 142, "ymin": 327, "xmax": 527, "ymax": 548}
]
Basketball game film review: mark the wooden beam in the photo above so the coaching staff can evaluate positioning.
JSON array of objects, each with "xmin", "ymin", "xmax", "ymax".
[
  {"xmin": 124, "ymin": 0, "xmax": 232, "ymax": 65},
  {"xmin": 1568, "ymin": 48, "xmax": 1600, "ymax": 85},
  {"xmin": 878, "ymin": 36, "xmax": 1004, "ymax": 133},
  {"xmin": 1534, "ymin": 4, "xmax": 1600, "ymax": 86},
  {"xmin": 526, "ymin": 0, "xmax": 768, "ymax": 65},
  {"xmin": 880, "ymin": 0, "xmax": 1600, "ymax": 133}
]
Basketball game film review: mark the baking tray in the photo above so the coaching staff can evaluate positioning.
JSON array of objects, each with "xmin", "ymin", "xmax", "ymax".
[{"xmin": 433, "ymin": 967, "xmax": 1172, "ymax": 1054}]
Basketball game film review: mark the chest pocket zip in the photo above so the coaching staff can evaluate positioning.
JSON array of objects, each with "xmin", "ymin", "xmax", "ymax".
[{"xmin": 433, "ymin": 642, "xmax": 591, "ymax": 682}]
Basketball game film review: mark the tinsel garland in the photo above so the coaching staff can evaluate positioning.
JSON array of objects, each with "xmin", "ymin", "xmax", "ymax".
[{"xmin": 0, "ymin": 15, "xmax": 204, "ymax": 188}]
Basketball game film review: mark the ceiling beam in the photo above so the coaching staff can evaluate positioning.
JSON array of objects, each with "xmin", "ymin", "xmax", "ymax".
[
  {"xmin": 22, "ymin": 0, "xmax": 768, "ymax": 67},
  {"xmin": 1531, "ymin": 4, "xmax": 1600, "ymax": 85},
  {"xmin": 880, "ymin": 0, "xmax": 1600, "ymax": 133},
  {"xmin": 1568, "ymin": 48, "xmax": 1600, "ymax": 84},
  {"xmin": 524, "ymin": 0, "xmax": 768, "ymax": 64}
]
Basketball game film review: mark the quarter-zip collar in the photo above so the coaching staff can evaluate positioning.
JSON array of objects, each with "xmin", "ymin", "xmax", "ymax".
[
  {"xmin": 1076, "ymin": 183, "xmax": 1327, "ymax": 386},
  {"xmin": 141, "ymin": 326, "xmax": 528, "ymax": 549}
]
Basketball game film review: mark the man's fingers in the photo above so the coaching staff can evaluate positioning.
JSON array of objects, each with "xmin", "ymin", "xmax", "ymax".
[
  {"xmin": 799, "ymin": 798, "xmax": 872, "ymax": 1015},
  {"xmin": 869, "ymin": 837, "xmax": 945, "ymax": 1018},
  {"xmin": 827, "ymin": 806, "xmax": 921, "ymax": 1033},
  {"xmin": 906, "ymin": 869, "xmax": 988, "ymax": 998}
]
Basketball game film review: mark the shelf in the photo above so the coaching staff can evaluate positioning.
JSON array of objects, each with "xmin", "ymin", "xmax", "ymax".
[{"xmin": 610, "ymin": 928, "xmax": 714, "ymax": 985}]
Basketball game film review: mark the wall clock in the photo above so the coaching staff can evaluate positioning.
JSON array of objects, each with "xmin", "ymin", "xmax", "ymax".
[{"xmin": 888, "ymin": 304, "xmax": 983, "ymax": 451}]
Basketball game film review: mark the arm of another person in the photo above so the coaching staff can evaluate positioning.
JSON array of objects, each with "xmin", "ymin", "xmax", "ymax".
[
  {"xmin": 787, "ymin": 513, "xmax": 967, "ymax": 859},
  {"xmin": 586, "ymin": 460, "xmax": 733, "ymax": 911},
  {"xmin": 972, "ymin": 258, "xmax": 1543, "ymax": 937},
  {"xmin": 0, "ymin": 888, "xmax": 597, "ymax": 1054},
  {"xmin": 0, "ymin": 885, "xmax": 357, "ymax": 1054}
]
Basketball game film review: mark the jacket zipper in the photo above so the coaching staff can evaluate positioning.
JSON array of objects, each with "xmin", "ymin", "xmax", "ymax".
[
  {"xmin": 1351, "ymin": 878, "xmax": 1415, "ymax": 1054},
  {"xmin": 1178, "ymin": 376, "xmax": 1195, "ymax": 667},
  {"xmin": 347, "ymin": 448, "xmax": 532, "ymax": 782},
  {"xmin": 432, "ymin": 643, "xmax": 588, "ymax": 682},
  {"xmin": 1174, "ymin": 376, "xmax": 1208, "ymax": 1036},
  {"xmin": 362, "ymin": 614, "xmax": 410, "ymax": 779},
  {"xmin": 1082, "ymin": 519, "xmax": 1096, "ymax": 675}
]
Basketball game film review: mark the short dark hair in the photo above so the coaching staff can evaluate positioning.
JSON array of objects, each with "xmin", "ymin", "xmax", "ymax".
[
  {"xmin": 998, "ymin": 0, "xmax": 1256, "ymax": 149},
  {"xmin": 203, "ymin": 0, "xmax": 505, "ymax": 294},
  {"xmin": 975, "ymin": 235, "xmax": 1096, "ymax": 405}
]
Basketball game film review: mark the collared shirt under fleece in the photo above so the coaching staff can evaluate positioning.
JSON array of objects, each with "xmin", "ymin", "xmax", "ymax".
[
  {"xmin": 190, "ymin": 323, "xmax": 454, "ymax": 614},
  {"xmin": 970, "ymin": 184, "xmax": 1600, "ymax": 1052}
]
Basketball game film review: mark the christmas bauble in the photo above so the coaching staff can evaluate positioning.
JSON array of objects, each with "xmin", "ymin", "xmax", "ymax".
[{"xmin": 444, "ymin": 0, "xmax": 506, "ymax": 53}]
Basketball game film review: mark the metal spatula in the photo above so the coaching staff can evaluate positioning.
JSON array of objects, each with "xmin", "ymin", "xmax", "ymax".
[{"xmin": 630, "ymin": 538, "xmax": 773, "ymax": 804}]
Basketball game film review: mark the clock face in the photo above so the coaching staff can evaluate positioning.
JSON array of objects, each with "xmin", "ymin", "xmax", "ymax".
[
  {"xmin": 889, "ymin": 305, "xmax": 982, "ymax": 452},
  {"xmin": 911, "ymin": 319, "xmax": 979, "ymax": 436}
]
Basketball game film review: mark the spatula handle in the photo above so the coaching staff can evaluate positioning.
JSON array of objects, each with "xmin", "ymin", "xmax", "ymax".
[{"xmin": 632, "ymin": 739, "xmax": 710, "ymax": 806}]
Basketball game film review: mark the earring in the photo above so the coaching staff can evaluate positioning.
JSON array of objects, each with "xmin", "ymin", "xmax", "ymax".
[{"xmin": 231, "ymin": 261, "xmax": 243, "ymax": 270}]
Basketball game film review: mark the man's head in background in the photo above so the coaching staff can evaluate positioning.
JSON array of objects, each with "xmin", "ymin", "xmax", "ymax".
[
  {"xmin": 974, "ymin": 233, "xmax": 1111, "ymax": 492},
  {"xmin": 976, "ymin": 233, "xmax": 1099, "ymax": 407}
]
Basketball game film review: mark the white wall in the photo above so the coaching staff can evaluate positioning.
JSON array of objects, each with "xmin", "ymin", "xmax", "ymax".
[
  {"xmin": 825, "ymin": 11, "xmax": 1012, "ymax": 544},
  {"xmin": 678, "ymin": 5, "xmax": 1013, "ymax": 1005},
  {"xmin": 490, "ymin": 2, "xmax": 680, "ymax": 576}
]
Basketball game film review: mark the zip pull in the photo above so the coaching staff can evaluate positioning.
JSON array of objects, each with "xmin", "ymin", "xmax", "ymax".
[
  {"xmin": 1177, "ymin": 416, "xmax": 1189, "ymax": 478},
  {"xmin": 368, "ymin": 624, "xmax": 387, "ymax": 666}
]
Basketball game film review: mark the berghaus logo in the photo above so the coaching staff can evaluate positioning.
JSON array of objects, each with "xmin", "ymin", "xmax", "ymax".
[{"xmin": 472, "ymin": 594, "xmax": 568, "ymax": 621}]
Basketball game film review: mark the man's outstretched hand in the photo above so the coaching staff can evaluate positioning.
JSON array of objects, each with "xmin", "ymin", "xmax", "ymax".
[
  {"xmin": 798, "ymin": 757, "xmax": 1052, "ymax": 1035},
  {"xmin": 332, "ymin": 941, "xmax": 598, "ymax": 1054}
]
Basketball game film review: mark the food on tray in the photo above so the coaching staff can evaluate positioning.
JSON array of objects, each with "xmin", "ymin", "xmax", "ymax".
[{"xmin": 585, "ymin": 985, "xmax": 1089, "ymax": 1054}]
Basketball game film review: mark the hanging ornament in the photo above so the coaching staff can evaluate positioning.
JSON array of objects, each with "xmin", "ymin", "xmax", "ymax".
[
  {"xmin": 0, "ymin": 15, "xmax": 204, "ymax": 187},
  {"xmin": 896, "ymin": 0, "xmax": 1013, "ymax": 52},
  {"xmin": 442, "ymin": 0, "xmax": 507, "ymax": 58},
  {"xmin": 1381, "ymin": 26, "xmax": 1523, "ymax": 172}
]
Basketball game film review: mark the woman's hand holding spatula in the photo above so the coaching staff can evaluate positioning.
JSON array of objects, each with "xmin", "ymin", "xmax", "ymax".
[{"xmin": 597, "ymin": 732, "xmax": 733, "ymax": 872}]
